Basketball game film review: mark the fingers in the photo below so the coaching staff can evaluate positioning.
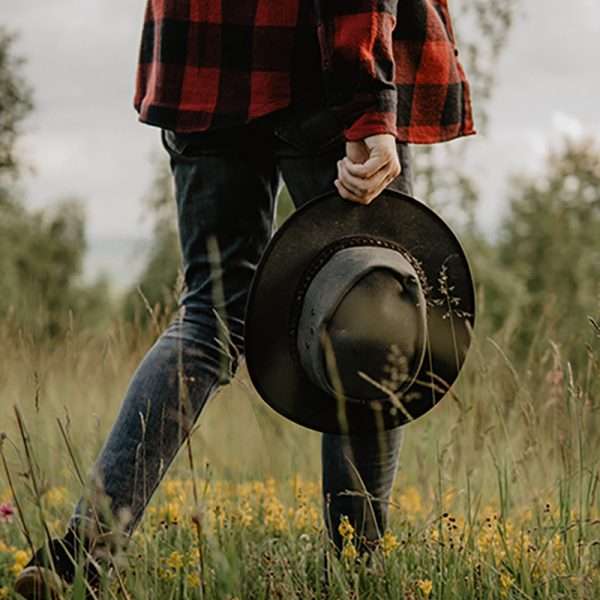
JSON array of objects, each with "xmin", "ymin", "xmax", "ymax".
[
  {"xmin": 345, "ymin": 133, "xmax": 397, "ymax": 177},
  {"xmin": 335, "ymin": 157, "xmax": 401, "ymax": 205},
  {"xmin": 343, "ymin": 154, "xmax": 390, "ymax": 179},
  {"xmin": 338, "ymin": 159, "xmax": 389, "ymax": 195},
  {"xmin": 335, "ymin": 178, "xmax": 365, "ymax": 203},
  {"xmin": 335, "ymin": 134, "xmax": 402, "ymax": 204}
]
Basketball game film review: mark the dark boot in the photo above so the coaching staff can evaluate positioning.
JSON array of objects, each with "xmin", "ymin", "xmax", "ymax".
[{"xmin": 14, "ymin": 531, "xmax": 101, "ymax": 600}]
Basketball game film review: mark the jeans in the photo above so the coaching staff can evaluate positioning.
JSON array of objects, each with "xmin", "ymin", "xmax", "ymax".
[{"xmin": 70, "ymin": 105, "xmax": 413, "ymax": 554}]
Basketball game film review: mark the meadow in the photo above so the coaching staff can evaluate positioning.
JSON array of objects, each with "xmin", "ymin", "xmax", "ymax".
[
  {"xmin": 1, "ymin": 289, "xmax": 600, "ymax": 599},
  {"xmin": 2, "ymin": 1, "xmax": 599, "ymax": 595}
]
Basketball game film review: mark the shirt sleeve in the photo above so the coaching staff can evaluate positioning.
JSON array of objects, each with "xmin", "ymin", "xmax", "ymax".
[{"xmin": 315, "ymin": 0, "xmax": 398, "ymax": 141}]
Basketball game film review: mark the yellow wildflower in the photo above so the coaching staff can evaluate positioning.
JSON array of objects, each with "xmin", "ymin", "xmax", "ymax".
[
  {"xmin": 164, "ymin": 479, "xmax": 191, "ymax": 503},
  {"xmin": 166, "ymin": 551, "xmax": 184, "ymax": 570},
  {"xmin": 293, "ymin": 505, "xmax": 309, "ymax": 529},
  {"xmin": 252, "ymin": 481, "xmax": 265, "ymax": 498},
  {"xmin": 187, "ymin": 572, "xmax": 201, "ymax": 589},
  {"xmin": 236, "ymin": 483, "xmax": 250, "ymax": 498},
  {"xmin": 264, "ymin": 497, "xmax": 286, "ymax": 532},
  {"xmin": 398, "ymin": 486, "xmax": 423, "ymax": 517},
  {"xmin": 160, "ymin": 501, "xmax": 181, "ymax": 524},
  {"xmin": 417, "ymin": 578, "xmax": 433, "ymax": 598},
  {"xmin": 500, "ymin": 572, "xmax": 514, "ymax": 595},
  {"xmin": 307, "ymin": 505, "xmax": 321, "ymax": 531},
  {"xmin": 11, "ymin": 550, "xmax": 30, "ymax": 576},
  {"xmin": 45, "ymin": 486, "xmax": 68, "ymax": 507},
  {"xmin": 212, "ymin": 503, "xmax": 227, "ymax": 529},
  {"xmin": 0, "ymin": 587, "xmax": 9, "ymax": 599},
  {"xmin": 341, "ymin": 542, "xmax": 358, "ymax": 563},
  {"xmin": 189, "ymin": 547, "xmax": 201, "ymax": 564},
  {"xmin": 551, "ymin": 534, "xmax": 564, "ymax": 551},
  {"xmin": 164, "ymin": 480, "xmax": 181, "ymax": 498},
  {"xmin": 338, "ymin": 516, "xmax": 355, "ymax": 541},
  {"xmin": 239, "ymin": 500, "xmax": 253, "ymax": 527},
  {"xmin": 158, "ymin": 567, "xmax": 176, "ymax": 581},
  {"xmin": 380, "ymin": 530, "xmax": 400, "ymax": 556}
]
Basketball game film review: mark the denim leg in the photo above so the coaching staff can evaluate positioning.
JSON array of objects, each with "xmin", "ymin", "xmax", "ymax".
[
  {"xmin": 321, "ymin": 429, "xmax": 404, "ymax": 550},
  {"xmin": 164, "ymin": 135, "xmax": 280, "ymax": 378},
  {"xmin": 69, "ymin": 337, "xmax": 222, "ymax": 535},
  {"xmin": 69, "ymin": 128, "xmax": 280, "ymax": 538},
  {"xmin": 278, "ymin": 136, "xmax": 414, "ymax": 551}
]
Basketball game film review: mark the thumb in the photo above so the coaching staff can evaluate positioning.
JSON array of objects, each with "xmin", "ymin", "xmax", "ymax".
[{"xmin": 345, "ymin": 140, "xmax": 370, "ymax": 164}]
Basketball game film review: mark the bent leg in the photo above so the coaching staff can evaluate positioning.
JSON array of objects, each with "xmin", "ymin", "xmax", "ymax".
[
  {"xmin": 70, "ymin": 334, "xmax": 221, "ymax": 535},
  {"xmin": 69, "ymin": 124, "xmax": 280, "ymax": 538}
]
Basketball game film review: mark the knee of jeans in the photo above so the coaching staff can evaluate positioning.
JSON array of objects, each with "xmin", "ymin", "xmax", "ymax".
[{"xmin": 162, "ymin": 311, "xmax": 245, "ymax": 384}]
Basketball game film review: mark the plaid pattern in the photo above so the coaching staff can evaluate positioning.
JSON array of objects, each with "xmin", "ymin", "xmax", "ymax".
[
  {"xmin": 392, "ymin": 0, "xmax": 475, "ymax": 142},
  {"xmin": 134, "ymin": 0, "xmax": 475, "ymax": 144}
]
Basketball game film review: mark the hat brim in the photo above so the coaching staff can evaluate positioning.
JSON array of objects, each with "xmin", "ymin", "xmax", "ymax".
[{"xmin": 244, "ymin": 189, "xmax": 475, "ymax": 434}]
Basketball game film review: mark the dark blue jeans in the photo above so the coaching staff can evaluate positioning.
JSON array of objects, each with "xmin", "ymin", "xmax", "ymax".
[{"xmin": 71, "ymin": 105, "xmax": 413, "ymax": 552}]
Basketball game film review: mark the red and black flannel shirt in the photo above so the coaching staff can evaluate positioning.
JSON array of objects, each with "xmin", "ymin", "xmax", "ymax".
[{"xmin": 134, "ymin": 0, "xmax": 475, "ymax": 144}]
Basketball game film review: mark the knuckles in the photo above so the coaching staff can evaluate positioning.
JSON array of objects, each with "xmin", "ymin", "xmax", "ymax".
[{"xmin": 338, "ymin": 153, "xmax": 402, "ymax": 204}]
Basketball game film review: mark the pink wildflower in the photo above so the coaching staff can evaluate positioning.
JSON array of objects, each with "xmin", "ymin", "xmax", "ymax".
[{"xmin": 0, "ymin": 503, "xmax": 15, "ymax": 523}]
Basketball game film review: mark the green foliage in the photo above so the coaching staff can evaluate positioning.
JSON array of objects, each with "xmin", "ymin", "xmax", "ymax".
[
  {"xmin": 0, "ymin": 27, "xmax": 33, "ymax": 189},
  {"xmin": 493, "ymin": 139, "xmax": 600, "ymax": 360},
  {"xmin": 460, "ymin": 139, "xmax": 600, "ymax": 372},
  {"xmin": 0, "ymin": 198, "xmax": 112, "ymax": 338},
  {"xmin": 0, "ymin": 27, "xmax": 112, "ymax": 339},
  {"xmin": 462, "ymin": 232, "xmax": 527, "ymax": 344},
  {"xmin": 2, "ymin": 274, "xmax": 600, "ymax": 597}
]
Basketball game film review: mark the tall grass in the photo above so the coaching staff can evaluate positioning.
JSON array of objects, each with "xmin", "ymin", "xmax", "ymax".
[{"xmin": 1, "ymin": 295, "xmax": 600, "ymax": 598}]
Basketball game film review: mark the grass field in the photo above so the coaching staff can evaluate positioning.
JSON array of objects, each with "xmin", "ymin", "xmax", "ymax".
[{"xmin": 1, "ymin": 306, "xmax": 600, "ymax": 598}]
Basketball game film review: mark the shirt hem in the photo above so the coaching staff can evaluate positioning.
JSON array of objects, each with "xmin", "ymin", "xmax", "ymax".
[{"xmin": 134, "ymin": 99, "xmax": 293, "ymax": 133}]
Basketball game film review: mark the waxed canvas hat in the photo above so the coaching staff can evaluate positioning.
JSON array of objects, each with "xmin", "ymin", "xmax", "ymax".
[{"xmin": 244, "ymin": 189, "xmax": 475, "ymax": 435}]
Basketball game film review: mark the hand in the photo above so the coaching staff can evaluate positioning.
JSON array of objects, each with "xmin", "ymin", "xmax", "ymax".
[{"xmin": 335, "ymin": 134, "xmax": 401, "ymax": 205}]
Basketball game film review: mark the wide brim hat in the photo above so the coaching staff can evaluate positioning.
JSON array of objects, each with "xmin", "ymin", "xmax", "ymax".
[{"xmin": 244, "ymin": 189, "xmax": 475, "ymax": 435}]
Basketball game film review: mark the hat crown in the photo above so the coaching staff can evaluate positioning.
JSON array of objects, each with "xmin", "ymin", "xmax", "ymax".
[{"xmin": 296, "ymin": 245, "xmax": 428, "ymax": 403}]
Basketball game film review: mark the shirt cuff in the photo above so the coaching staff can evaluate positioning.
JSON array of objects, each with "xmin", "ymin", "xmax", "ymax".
[{"xmin": 344, "ymin": 110, "xmax": 398, "ymax": 142}]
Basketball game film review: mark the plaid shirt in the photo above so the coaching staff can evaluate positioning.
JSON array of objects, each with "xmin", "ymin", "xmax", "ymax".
[{"xmin": 134, "ymin": 1, "xmax": 474, "ymax": 144}]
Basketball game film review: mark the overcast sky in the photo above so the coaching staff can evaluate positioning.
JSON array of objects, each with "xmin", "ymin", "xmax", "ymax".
[{"xmin": 4, "ymin": 0, "xmax": 600, "ymax": 246}]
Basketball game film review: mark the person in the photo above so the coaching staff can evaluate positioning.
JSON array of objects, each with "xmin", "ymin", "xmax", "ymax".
[{"xmin": 15, "ymin": 0, "xmax": 474, "ymax": 597}]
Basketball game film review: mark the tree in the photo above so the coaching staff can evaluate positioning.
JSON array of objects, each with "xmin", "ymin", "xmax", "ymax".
[
  {"xmin": 0, "ymin": 198, "xmax": 111, "ymax": 337},
  {"xmin": 494, "ymin": 139, "xmax": 600, "ymax": 362},
  {"xmin": 0, "ymin": 29, "xmax": 112, "ymax": 338},
  {"xmin": 0, "ymin": 27, "xmax": 33, "ymax": 192}
]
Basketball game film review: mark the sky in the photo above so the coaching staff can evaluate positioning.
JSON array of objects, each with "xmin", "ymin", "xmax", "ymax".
[{"xmin": 3, "ymin": 0, "xmax": 600, "ymax": 281}]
